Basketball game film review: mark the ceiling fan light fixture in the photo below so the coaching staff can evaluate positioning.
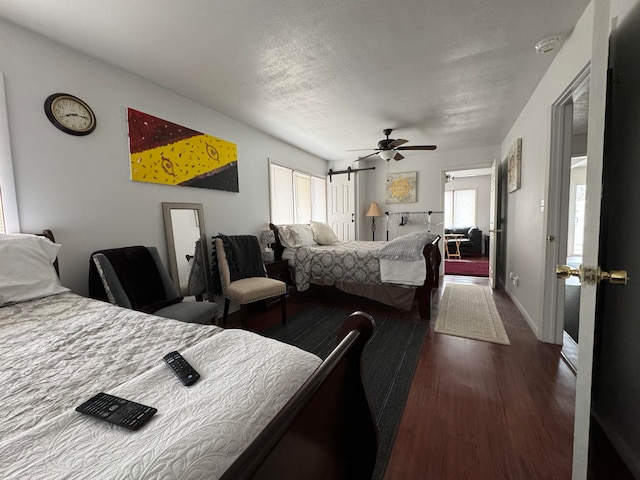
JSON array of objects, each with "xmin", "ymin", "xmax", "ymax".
[{"xmin": 378, "ymin": 150, "xmax": 395, "ymax": 161}]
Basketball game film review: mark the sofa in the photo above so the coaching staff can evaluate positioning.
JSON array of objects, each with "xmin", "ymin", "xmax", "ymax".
[{"xmin": 444, "ymin": 227, "xmax": 483, "ymax": 257}]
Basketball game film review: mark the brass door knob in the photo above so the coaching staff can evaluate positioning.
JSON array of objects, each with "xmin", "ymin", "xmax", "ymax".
[{"xmin": 556, "ymin": 264, "xmax": 629, "ymax": 285}]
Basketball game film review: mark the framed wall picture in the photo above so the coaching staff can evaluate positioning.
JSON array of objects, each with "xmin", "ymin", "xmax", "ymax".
[
  {"xmin": 386, "ymin": 171, "xmax": 417, "ymax": 203},
  {"xmin": 508, "ymin": 138, "xmax": 522, "ymax": 193}
]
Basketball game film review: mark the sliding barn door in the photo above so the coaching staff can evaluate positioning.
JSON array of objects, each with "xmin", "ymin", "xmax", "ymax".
[{"xmin": 326, "ymin": 173, "xmax": 355, "ymax": 241}]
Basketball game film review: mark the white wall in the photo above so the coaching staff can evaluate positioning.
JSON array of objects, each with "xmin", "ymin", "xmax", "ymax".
[
  {"xmin": 0, "ymin": 19, "xmax": 327, "ymax": 295},
  {"xmin": 330, "ymin": 145, "xmax": 500, "ymax": 242},
  {"xmin": 498, "ymin": 1, "xmax": 613, "ymax": 338}
]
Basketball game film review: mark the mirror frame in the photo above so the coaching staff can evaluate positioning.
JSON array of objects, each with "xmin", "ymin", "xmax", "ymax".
[{"xmin": 162, "ymin": 202, "xmax": 212, "ymax": 301}]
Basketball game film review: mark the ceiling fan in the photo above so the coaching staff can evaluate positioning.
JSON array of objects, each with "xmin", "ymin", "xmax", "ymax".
[{"xmin": 350, "ymin": 128, "xmax": 437, "ymax": 161}]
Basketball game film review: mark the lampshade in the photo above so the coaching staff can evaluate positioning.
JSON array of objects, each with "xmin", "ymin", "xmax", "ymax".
[
  {"xmin": 378, "ymin": 150, "xmax": 395, "ymax": 161},
  {"xmin": 260, "ymin": 229, "xmax": 276, "ymax": 245},
  {"xmin": 365, "ymin": 202, "xmax": 383, "ymax": 217}
]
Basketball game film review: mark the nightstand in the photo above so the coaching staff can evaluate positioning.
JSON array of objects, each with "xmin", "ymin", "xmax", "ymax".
[{"xmin": 264, "ymin": 258, "xmax": 290, "ymax": 284}]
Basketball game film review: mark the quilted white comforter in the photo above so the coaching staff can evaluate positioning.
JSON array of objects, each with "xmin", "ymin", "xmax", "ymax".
[{"xmin": 0, "ymin": 293, "xmax": 321, "ymax": 479}]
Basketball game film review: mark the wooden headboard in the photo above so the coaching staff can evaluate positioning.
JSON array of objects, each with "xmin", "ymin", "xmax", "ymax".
[
  {"xmin": 268, "ymin": 223, "xmax": 286, "ymax": 261},
  {"xmin": 37, "ymin": 229, "xmax": 60, "ymax": 276}
]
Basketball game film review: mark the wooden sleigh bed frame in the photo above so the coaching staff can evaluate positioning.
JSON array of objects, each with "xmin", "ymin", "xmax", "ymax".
[
  {"xmin": 269, "ymin": 223, "xmax": 442, "ymax": 320},
  {"xmin": 29, "ymin": 230, "xmax": 378, "ymax": 479}
]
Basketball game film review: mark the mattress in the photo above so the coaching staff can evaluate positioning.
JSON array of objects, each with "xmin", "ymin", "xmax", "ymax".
[{"xmin": 0, "ymin": 292, "xmax": 321, "ymax": 479}]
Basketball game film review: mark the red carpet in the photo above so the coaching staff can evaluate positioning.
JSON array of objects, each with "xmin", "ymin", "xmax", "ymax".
[{"xmin": 444, "ymin": 258, "xmax": 489, "ymax": 277}]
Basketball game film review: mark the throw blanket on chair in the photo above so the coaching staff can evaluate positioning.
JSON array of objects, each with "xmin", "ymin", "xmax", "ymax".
[
  {"xmin": 210, "ymin": 235, "xmax": 265, "ymax": 295},
  {"xmin": 89, "ymin": 246, "xmax": 183, "ymax": 313}
]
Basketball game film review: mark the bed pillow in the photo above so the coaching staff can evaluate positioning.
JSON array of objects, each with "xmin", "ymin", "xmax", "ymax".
[
  {"xmin": 310, "ymin": 221, "xmax": 340, "ymax": 245},
  {"xmin": 373, "ymin": 231, "xmax": 439, "ymax": 261},
  {"xmin": 276, "ymin": 224, "xmax": 316, "ymax": 248},
  {"xmin": 0, "ymin": 234, "xmax": 69, "ymax": 306}
]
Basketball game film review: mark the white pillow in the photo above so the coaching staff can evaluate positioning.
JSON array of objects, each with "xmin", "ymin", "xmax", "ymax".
[
  {"xmin": 310, "ymin": 221, "xmax": 340, "ymax": 245},
  {"xmin": 0, "ymin": 234, "xmax": 69, "ymax": 306},
  {"xmin": 276, "ymin": 224, "xmax": 316, "ymax": 248}
]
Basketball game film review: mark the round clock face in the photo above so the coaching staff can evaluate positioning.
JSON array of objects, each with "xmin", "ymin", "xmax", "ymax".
[{"xmin": 44, "ymin": 93, "xmax": 96, "ymax": 136}]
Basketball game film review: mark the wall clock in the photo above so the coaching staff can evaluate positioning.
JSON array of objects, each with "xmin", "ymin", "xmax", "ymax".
[{"xmin": 44, "ymin": 93, "xmax": 96, "ymax": 136}]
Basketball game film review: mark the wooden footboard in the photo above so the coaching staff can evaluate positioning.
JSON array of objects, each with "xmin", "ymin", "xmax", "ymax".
[
  {"xmin": 415, "ymin": 235, "xmax": 442, "ymax": 320},
  {"xmin": 221, "ymin": 311, "xmax": 378, "ymax": 480}
]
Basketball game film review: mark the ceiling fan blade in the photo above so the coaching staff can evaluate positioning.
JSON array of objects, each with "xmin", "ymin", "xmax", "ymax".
[
  {"xmin": 346, "ymin": 148, "xmax": 379, "ymax": 152},
  {"xmin": 388, "ymin": 138, "xmax": 408, "ymax": 148},
  {"xmin": 393, "ymin": 152, "xmax": 405, "ymax": 161},
  {"xmin": 354, "ymin": 152, "xmax": 379, "ymax": 161},
  {"xmin": 395, "ymin": 145, "xmax": 437, "ymax": 151}
]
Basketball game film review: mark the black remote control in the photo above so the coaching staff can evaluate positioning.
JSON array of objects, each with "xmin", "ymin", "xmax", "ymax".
[
  {"xmin": 163, "ymin": 351, "xmax": 200, "ymax": 386},
  {"xmin": 76, "ymin": 392, "xmax": 157, "ymax": 430}
]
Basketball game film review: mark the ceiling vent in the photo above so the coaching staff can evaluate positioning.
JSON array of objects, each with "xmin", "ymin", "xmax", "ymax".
[{"xmin": 535, "ymin": 35, "xmax": 562, "ymax": 54}]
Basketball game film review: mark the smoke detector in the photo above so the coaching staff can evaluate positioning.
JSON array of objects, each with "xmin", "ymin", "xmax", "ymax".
[{"xmin": 535, "ymin": 35, "xmax": 562, "ymax": 54}]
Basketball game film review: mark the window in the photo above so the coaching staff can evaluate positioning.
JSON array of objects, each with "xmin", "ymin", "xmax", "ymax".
[
  {"xmin": 444, "ymin": 189, "xmax": 476, "ymax": 228},
  {"xmin": 269, "ymin": 162, "xmax": 326, "ymax": 224}
]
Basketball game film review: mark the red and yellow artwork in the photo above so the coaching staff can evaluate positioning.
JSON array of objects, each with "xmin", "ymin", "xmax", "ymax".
[{"xmin": 127, "ymin": 108, "xmax": 238, "ymax": 192}]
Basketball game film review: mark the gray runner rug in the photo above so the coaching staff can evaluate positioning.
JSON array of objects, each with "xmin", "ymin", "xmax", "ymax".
[{"xmin": 263, "ymin": 306, "xmax": 427, "ymax": 480}]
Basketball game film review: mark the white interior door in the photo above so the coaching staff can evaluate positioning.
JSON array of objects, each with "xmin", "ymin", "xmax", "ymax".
[
  {"xmin": 569, "ymin": 1, "xmax": 610, "ymax": 477},
  {"xmin": 326, "ymin": 172, "xmax": 355, "ymax": 241},
  {"xmin": 488, "ymin": 158, "xmax": 498, "ymax": 289}
]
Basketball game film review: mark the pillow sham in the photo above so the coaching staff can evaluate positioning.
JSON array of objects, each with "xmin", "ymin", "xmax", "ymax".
[
  {"xmin": 373, "ymin": 231, "xmax": 438, "ymax": 261},
  {"xmin": 276, "ymin": 224, "xmax": 316, "ymax": 248},
  {"xmin": 0, "ymin": 233, "xmax": 69, "ymax": 306},
  {"xmin": 310, "ymin": 221, "xmax": 340, "ymax": 245}
]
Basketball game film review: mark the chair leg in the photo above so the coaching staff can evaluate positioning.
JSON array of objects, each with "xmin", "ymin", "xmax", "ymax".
[
  {"xmin": 222, "ymin": 298, "xmax": 230, "ymax": 327},
  {"xmin": 240, "ymin": 304, "xmax": 248, "ymax": 329},
  {"xmin": 280, "ymin": 294, "xmax": 287, "ymax": 325}
]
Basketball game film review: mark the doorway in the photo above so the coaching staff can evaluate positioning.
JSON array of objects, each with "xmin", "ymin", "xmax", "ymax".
[{"xmin": 542, "ymin": 67, "xmax": 590, "ymax": 358}]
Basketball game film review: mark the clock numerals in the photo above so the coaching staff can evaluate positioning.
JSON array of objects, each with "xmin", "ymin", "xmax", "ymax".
[{"xmin": 44, "ymin": 93, "xmax": 96, "ymax": 136}]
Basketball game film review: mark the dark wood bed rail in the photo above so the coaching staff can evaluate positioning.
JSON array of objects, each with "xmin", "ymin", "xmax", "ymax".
[{"xmin": 221, "ymin": 311, "xmax": 377, "ymax": 480}]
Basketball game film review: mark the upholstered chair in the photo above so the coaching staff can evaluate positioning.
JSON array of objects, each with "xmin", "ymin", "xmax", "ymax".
[
  {"xmin": 214, "ymin": 237, "xmax": 287, "ymax": 328},
  {"xmin": 90, "ymin": 246, "xmax": 218, "ymax": 325}
]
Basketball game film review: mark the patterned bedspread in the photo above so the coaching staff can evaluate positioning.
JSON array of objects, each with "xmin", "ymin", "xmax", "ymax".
[
  {"xmin": 0, "ymin": 293, "xmax": 321, "ymax": 479},
  {"xmin": 294, "ymin": 241, "xmax": 387, "ymax": 291}
]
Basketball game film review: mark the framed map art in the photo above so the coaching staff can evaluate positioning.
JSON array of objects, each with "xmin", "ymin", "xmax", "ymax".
[{"xmin": 386, "ymin": 171, "xmax": 417, "ymax": 203}]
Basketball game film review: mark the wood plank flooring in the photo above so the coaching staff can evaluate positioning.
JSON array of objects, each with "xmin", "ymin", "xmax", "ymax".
[{"xmin": 235, "ymin": 275, "xmax": 578, "ymax": 479}]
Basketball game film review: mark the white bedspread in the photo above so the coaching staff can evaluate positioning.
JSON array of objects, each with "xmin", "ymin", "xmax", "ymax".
[
  {"xmin": 0, "ymin": 293, "xmax": 321, "ymax": 479},
  {"xmin": 379, "ymin": 257, "xmax": 426, "ymax": 285}
]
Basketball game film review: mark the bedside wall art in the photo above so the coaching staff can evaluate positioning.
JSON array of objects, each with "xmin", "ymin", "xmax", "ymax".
[
  {"xmin": 508, "ymin": 138, "xmax": 522, "ymax": 193},
  {"xmin": 386, "ymin": 171, "xmax": 417, "ymax": 203},
  {"xmin": 127, "ymin": 108, "xmax": 239, "ymax": 192}
]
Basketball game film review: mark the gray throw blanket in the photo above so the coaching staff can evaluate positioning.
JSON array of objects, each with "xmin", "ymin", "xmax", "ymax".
[{"xmin": 210, "ymin": 235, "xmax": 265, "ymax": 295}]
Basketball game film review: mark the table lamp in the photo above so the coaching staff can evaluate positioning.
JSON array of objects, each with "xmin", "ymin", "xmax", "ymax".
[{"xmin": 260, "ymin": 229, "xmax": 276, "ymax": 262}]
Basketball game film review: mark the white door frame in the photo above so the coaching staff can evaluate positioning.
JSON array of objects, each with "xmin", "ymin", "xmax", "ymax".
[{"xmin": 541, "ymin": 65, "xmax": 591, "ymax": 345}]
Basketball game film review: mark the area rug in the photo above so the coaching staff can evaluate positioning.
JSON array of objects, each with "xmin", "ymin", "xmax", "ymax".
[
  {"xmin": 435, "ymin": 284, "xmax": 510, "ymax": 345},
  {"xmin": 262, "ymin": 306, "xmax": 427, "ymax": 480},
  {"xmin": 444, "ymin": 258, "xmax": 489, "ymax": 277}
]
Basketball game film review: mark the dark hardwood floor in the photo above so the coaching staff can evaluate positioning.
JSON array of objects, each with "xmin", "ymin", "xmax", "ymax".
[{"xmin": 228, "ymin": 275, "xmax": 628, "ymax": 479}]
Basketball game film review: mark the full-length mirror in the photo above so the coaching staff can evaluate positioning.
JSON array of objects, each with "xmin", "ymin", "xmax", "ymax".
[{"xmin": 162, "ymin": 202, "xmax": 212, "ymax": 301}]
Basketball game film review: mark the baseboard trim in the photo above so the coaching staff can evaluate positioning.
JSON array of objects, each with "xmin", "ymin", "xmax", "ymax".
[{"xmin": 504, "ymin": 285, "xmax": 539, "ymax": 338}]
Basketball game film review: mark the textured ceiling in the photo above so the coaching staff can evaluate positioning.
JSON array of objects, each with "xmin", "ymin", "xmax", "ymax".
[{"xmin": 0, "ymin": 0, "xmax": 589, "ymax": 161}]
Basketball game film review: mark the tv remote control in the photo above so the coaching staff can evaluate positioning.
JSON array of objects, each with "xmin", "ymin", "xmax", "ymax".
[
  {"xmin": 76, "ymin": 392, "xmax": 157, "ymax": 430},
  {"xmin": 163, "ymin": 351, "xmax": 200, "ymax": 386}
]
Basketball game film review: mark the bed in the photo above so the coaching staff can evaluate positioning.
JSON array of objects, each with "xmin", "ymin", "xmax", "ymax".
[
  {"xmin": 0, "ymin": 231, "xmax": 377, "ymax": 479},
  {"xmin": 269, "ymin": 222, "xmax": 441, "ymax": 319}
]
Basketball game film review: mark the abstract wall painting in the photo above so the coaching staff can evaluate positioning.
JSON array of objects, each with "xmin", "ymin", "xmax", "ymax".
[
  {"xmin": 386, "ymin": 171, "xmax": 417, "ymax": 203},
  {"xmin": 127, "ymin": 108, "xmax": 239, "ymax": 192},
  {"xmin": 508, "ymin": 138, "xmax": 522, "ymax": 193}
]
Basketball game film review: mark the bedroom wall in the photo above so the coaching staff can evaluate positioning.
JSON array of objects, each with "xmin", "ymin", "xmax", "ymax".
[
  {"xmin": 331, "ymin": 145, "xmax": 500, "ymax": 243},
  {"xmin": 0, "ymin": 18, "xmax": 327, "ymax": 295},
  {"xmin": 497, "ymin": 0, "xmax": 636, "ymax": 340}
]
